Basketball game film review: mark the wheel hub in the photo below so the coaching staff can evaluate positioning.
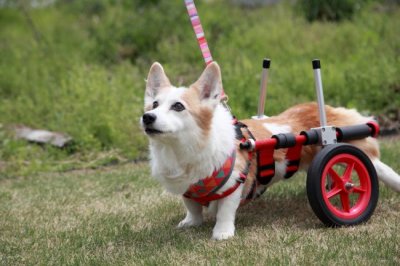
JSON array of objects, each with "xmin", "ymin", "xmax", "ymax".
[{"xmin": 344, "ymin": 182, "xmax": 354, "ymax": 191}]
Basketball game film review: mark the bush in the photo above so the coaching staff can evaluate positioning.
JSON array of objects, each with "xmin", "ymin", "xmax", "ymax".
[{"xmin": 298, "ymin": 0, "xmax": 360, "ymax": 22}]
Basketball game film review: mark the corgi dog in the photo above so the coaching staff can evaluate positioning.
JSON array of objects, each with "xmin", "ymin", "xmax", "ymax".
[{"xmin": 140, "ymin": 62, "xmax": 400, "ymax": 240}]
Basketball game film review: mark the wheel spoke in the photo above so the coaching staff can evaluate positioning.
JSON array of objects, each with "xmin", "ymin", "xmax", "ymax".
[
  {"xmin": 343, "ymin": 162, "xmax": 355, "ymax": 183},
  {"xmin": 328, "ymin": 168, "xmax": 343, "ymax": 184},
  {"xmin": 326, "ymin": 186, "xmax": 342, "ymax": 199},
  {"xmin": 340, "ymin": 192, "xmax": 351, "ymax": 212},
  {"xmin": 326, "ymin": 173, "xmax": 333, "ymax": 189},
  {"xmin": 352, "ymin": 186, "xmax": 366, "ymax": 194}
]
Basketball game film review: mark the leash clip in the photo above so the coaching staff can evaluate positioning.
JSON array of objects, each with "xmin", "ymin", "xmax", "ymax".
[{"xmin": 221, "ymin": 96, "xmax": 232, "ymax": 113}]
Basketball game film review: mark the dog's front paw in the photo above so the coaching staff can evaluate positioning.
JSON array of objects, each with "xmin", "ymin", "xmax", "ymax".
[
  {"xmin": 212, "ymin": 230, "xmax": 235, "ymax": 240},
  {"xmin": 212, "ymin": 224, "xmax": 235, "ymax": 240},
  {"xmin": 177, "ymin": 216, "xmax": 203, "ymax": 229}
]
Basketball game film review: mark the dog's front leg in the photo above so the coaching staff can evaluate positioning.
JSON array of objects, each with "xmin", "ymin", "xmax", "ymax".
[
  {"xmin": 212, "ymin": 183, "xmax": 243, "ymax": 240},
  {"xmin": 177, "ymin": 197, "xmax": 203, "ymax": 228}
]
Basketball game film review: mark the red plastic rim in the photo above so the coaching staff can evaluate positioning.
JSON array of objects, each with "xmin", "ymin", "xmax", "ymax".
[{"xmin": 321, "ymin": 153, "xmax": 372, "ymax": 220}]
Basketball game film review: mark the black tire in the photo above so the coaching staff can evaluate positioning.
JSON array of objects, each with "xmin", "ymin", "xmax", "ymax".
[{"xmin": 306, "ymin": 144, "xmax": 379, "ymax": 227}]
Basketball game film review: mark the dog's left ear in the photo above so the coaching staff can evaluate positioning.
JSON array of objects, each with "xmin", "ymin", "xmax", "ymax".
[{"xmin": 192, "ymin": 62, "xmax": 222, "ymax": 105}]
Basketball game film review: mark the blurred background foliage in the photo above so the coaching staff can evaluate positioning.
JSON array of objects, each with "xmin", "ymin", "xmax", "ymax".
[{"xmin": 0, "ymin": 0, "xmax": 399, "ymax": 177}]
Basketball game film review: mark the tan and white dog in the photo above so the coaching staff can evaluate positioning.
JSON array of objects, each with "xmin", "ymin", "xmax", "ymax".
[{"xmin": 140, "ymin": 62, "xmax": 400, "ymax": 240}]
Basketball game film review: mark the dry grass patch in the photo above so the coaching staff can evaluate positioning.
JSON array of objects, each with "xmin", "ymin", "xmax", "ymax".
[{"xmin": 1, "ymin": 140, "xmax": 400, "ymax": 265}]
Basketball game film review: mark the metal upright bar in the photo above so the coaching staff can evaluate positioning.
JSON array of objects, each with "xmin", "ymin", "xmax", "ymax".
[
  {"xmin": 258, "ymin": 59, "xmax": 271, "ymax": 118},
  {"xmin": 312, "ymin": 59, "xmax": 327, "ymax": 127},
  {"xmin": 253, "ymin": 58, "xmax": 271, "ymax": 120},
  {"xmin": 311, "ymin": 59, "xmax": 337, "ymax": 146}
]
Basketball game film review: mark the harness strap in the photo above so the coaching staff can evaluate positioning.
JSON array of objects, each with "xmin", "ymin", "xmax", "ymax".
[
  {"xmin": 189, "ymin": 175, "xmax": 246, "ymax": 206},
  {"xmin": 233, "ymin": 120, "xmax": 262, "ymax": 205},
  {"xmin": 185, "ymin": 120, "xmax": 256, "ymax": 206},
  {"xmin": 184, "ymin": 149, "xmax": 241, "ymax": 205},
  {"xmin": 256, "ymin": 146, "xmax": 275, "ymax": 185},
  {"xmin": 284, "ymin": 143, "xmax": 303, "ymax": 179},
  {"xmin": 234, "ymin": 118, "xmax": 256, "ymax": 141}
]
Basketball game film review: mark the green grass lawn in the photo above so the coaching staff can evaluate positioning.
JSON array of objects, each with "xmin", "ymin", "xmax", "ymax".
[
  {"xmin": 1, "ymin": 1, "xmax": 400, "ymax": 264},
  {"xmin": 1, "ymin": 138, "xmax": 399, "ymax": 265}
]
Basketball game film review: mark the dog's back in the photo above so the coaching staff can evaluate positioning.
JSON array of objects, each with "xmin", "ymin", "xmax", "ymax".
[{"xmin": 237, "ymin": 102, "xmax": 400, "ymax": 195}]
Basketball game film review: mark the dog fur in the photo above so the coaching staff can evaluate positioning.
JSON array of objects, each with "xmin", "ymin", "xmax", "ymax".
[{"xmin": 141, "ymin": 62, "xmax": 400, "ymax": 240}]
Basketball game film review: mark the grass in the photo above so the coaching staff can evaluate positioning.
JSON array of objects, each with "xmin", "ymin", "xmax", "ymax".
[
  {"xmin": 1, "ymin": 138, "xmax": 399, "ymax": 265},
  {"xmin": 1, "ymin": 1, "xmax": 400, "ymax": 177},
  {"xmin": 0, "ymin": 1, "xmax": 399, "ymax": 263}
]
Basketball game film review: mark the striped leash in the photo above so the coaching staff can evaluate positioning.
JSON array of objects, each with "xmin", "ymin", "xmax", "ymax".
[{"xmin": 184, "ymin": 0, "xmax": 228, "ymax": 103}]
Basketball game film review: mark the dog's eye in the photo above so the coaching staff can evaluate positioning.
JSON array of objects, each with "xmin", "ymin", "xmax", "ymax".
[
  {"xmin": 152, "ymin": 101, "xmax": 159, "ymax": 109},
  {"xmin": 171, "ymin": 102, "xmax": 185, "ymax": 112}
]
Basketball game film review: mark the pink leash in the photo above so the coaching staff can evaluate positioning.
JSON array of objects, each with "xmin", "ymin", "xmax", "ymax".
[
  {"xmin": 184, "ymin": 0, "xmax": 213, "ymax": 65},
  {"xmin": 184, "ymin": 0, "xmax": 228, "ymax": 100}
]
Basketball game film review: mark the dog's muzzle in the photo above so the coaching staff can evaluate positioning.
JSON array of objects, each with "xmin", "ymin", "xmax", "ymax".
[{"xmin": 142, "ymin": 113, "xmax": 163, "ymax": 135}]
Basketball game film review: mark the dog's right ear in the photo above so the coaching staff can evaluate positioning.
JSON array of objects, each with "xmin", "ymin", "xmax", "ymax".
[{"xmin": 145, "ymin": 62, "xmax": 171, "ymax": 99}]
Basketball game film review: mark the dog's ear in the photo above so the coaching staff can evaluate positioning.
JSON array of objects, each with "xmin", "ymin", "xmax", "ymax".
[
  {"xmin": 192, "ymin": 62, "xmax": 222, "ymax": 105},
  {"xmin": 145, "ymin": 62, "xmax": 171, "ymax": 99}
]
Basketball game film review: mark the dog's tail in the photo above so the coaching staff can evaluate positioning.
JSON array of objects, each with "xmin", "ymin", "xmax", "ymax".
[{"xmin": 373, "ymin": 160, "xmax": 400, "ymax": 192}]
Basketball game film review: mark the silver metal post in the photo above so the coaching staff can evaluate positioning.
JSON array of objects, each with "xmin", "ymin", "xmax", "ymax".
[
  {"xmin": 312, "ymin": 59, "xmax": 327, "ymax": 127},
  {"xmin": 311, "ymin": 59, "xmax": 337, "ymax": 146},
  {"xmin": 252, "ymin": 58, "xmax": 270, "ymax": 120}
]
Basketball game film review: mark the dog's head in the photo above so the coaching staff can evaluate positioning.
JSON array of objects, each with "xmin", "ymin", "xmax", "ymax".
[{"xmin": 140, "ymin": 62, "xmax": 223, "ymax": 143}]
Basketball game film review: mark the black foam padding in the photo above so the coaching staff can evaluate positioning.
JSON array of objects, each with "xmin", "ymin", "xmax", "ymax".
[
  {"xmin": 300, "ymin": 129, "xmax": 319, "ymax": 145},
  {"xmin": 312, "ymin": 59, "xmax": 321, "ymax": 69},
  {"xmin": 336, "ymin": 124, "xmax": 372, "ymax": 141},
  {"xmin": 263, "ymin": 58, "xmax": 271, "ymax": 69},
  {"xmin": 272, "ymin": 133, "xmax": 296, "ymax": 149}
]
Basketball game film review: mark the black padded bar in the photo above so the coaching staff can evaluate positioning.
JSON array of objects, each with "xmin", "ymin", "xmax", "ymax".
[
  {"xmin": 300, "ymin": 129, "xmax": 319, "ymax": 145},
  {"xmin": 336, "ymin": 124, "xmax": 372, "ymax": 142},
  {"xmin": 272, "ymin": 133, "xmax": 296, "ymax": 149},
  {"xmin": 263, "ymin": 58, "xmax": 271, "ymax": 69},
  {"xmin": 312, "ymin": 59, "xmax": 321, "ymax": 69}
]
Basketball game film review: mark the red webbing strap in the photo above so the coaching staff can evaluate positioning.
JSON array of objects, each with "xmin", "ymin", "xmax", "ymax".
[
  {"xmin": 284, "ymin": 143, "xmax": 303, "ymax": 179},
  {"xmin": 256, "ymin": 146, "xmax": 275, "ymax": 185},
  {"xmin": 189, "ymin": 180, "xmax": 243, "ymax": 206}
]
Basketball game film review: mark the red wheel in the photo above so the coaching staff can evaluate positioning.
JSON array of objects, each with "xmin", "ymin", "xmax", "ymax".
[{"xmin": 307, "ymin": 144, "xmax": 379, "ymax": 226}]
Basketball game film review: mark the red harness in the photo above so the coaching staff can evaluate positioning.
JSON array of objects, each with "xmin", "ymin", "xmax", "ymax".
[
  {"xmin": 183, "ymin": 119, "xmax": 305, "ymax": 206},
  {"xmin": 183, "ymin": 151, "xmax": 246, "ymax": 206}
]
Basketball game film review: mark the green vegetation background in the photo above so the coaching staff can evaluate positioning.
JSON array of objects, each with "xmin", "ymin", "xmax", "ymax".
[{"xmin": 0, "ymin": 0, "xmax": 399, "ymax": 177}]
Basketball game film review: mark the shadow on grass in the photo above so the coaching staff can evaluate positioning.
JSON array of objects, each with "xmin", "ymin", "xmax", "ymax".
[
  {"xmin": 125, "ymin": 192, "xmax": 323, "ymax": 250},
  {"xmin": 236, "ymin": 193, "xmax": 321, "ymax": 230}
]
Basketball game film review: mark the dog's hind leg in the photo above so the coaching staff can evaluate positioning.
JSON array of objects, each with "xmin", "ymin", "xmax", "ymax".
[
  {"xmin": 177, "ymin": 197, "xmax": 204, "ymax": 228},
  {"xmin": 212, "ymin": 183, "xmax": 243, "ymax": 240},
  {"xmin": 373, "ymin": 159, "xmax": 400, "ymax": 192}
]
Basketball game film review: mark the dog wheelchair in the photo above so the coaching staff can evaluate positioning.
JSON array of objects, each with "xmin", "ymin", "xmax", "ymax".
[
  {"xmin": 185, "ymin": 0, "xmax": 380, "ymax": 226},
  {"xmin": 238, "ymin": 59, "xmax": 380, "ymax": 226}
]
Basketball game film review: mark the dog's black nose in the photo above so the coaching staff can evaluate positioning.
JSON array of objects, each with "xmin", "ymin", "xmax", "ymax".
[{"xmin": 142, "ymin": 113, "xmax": 157, "ymax": 125}]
